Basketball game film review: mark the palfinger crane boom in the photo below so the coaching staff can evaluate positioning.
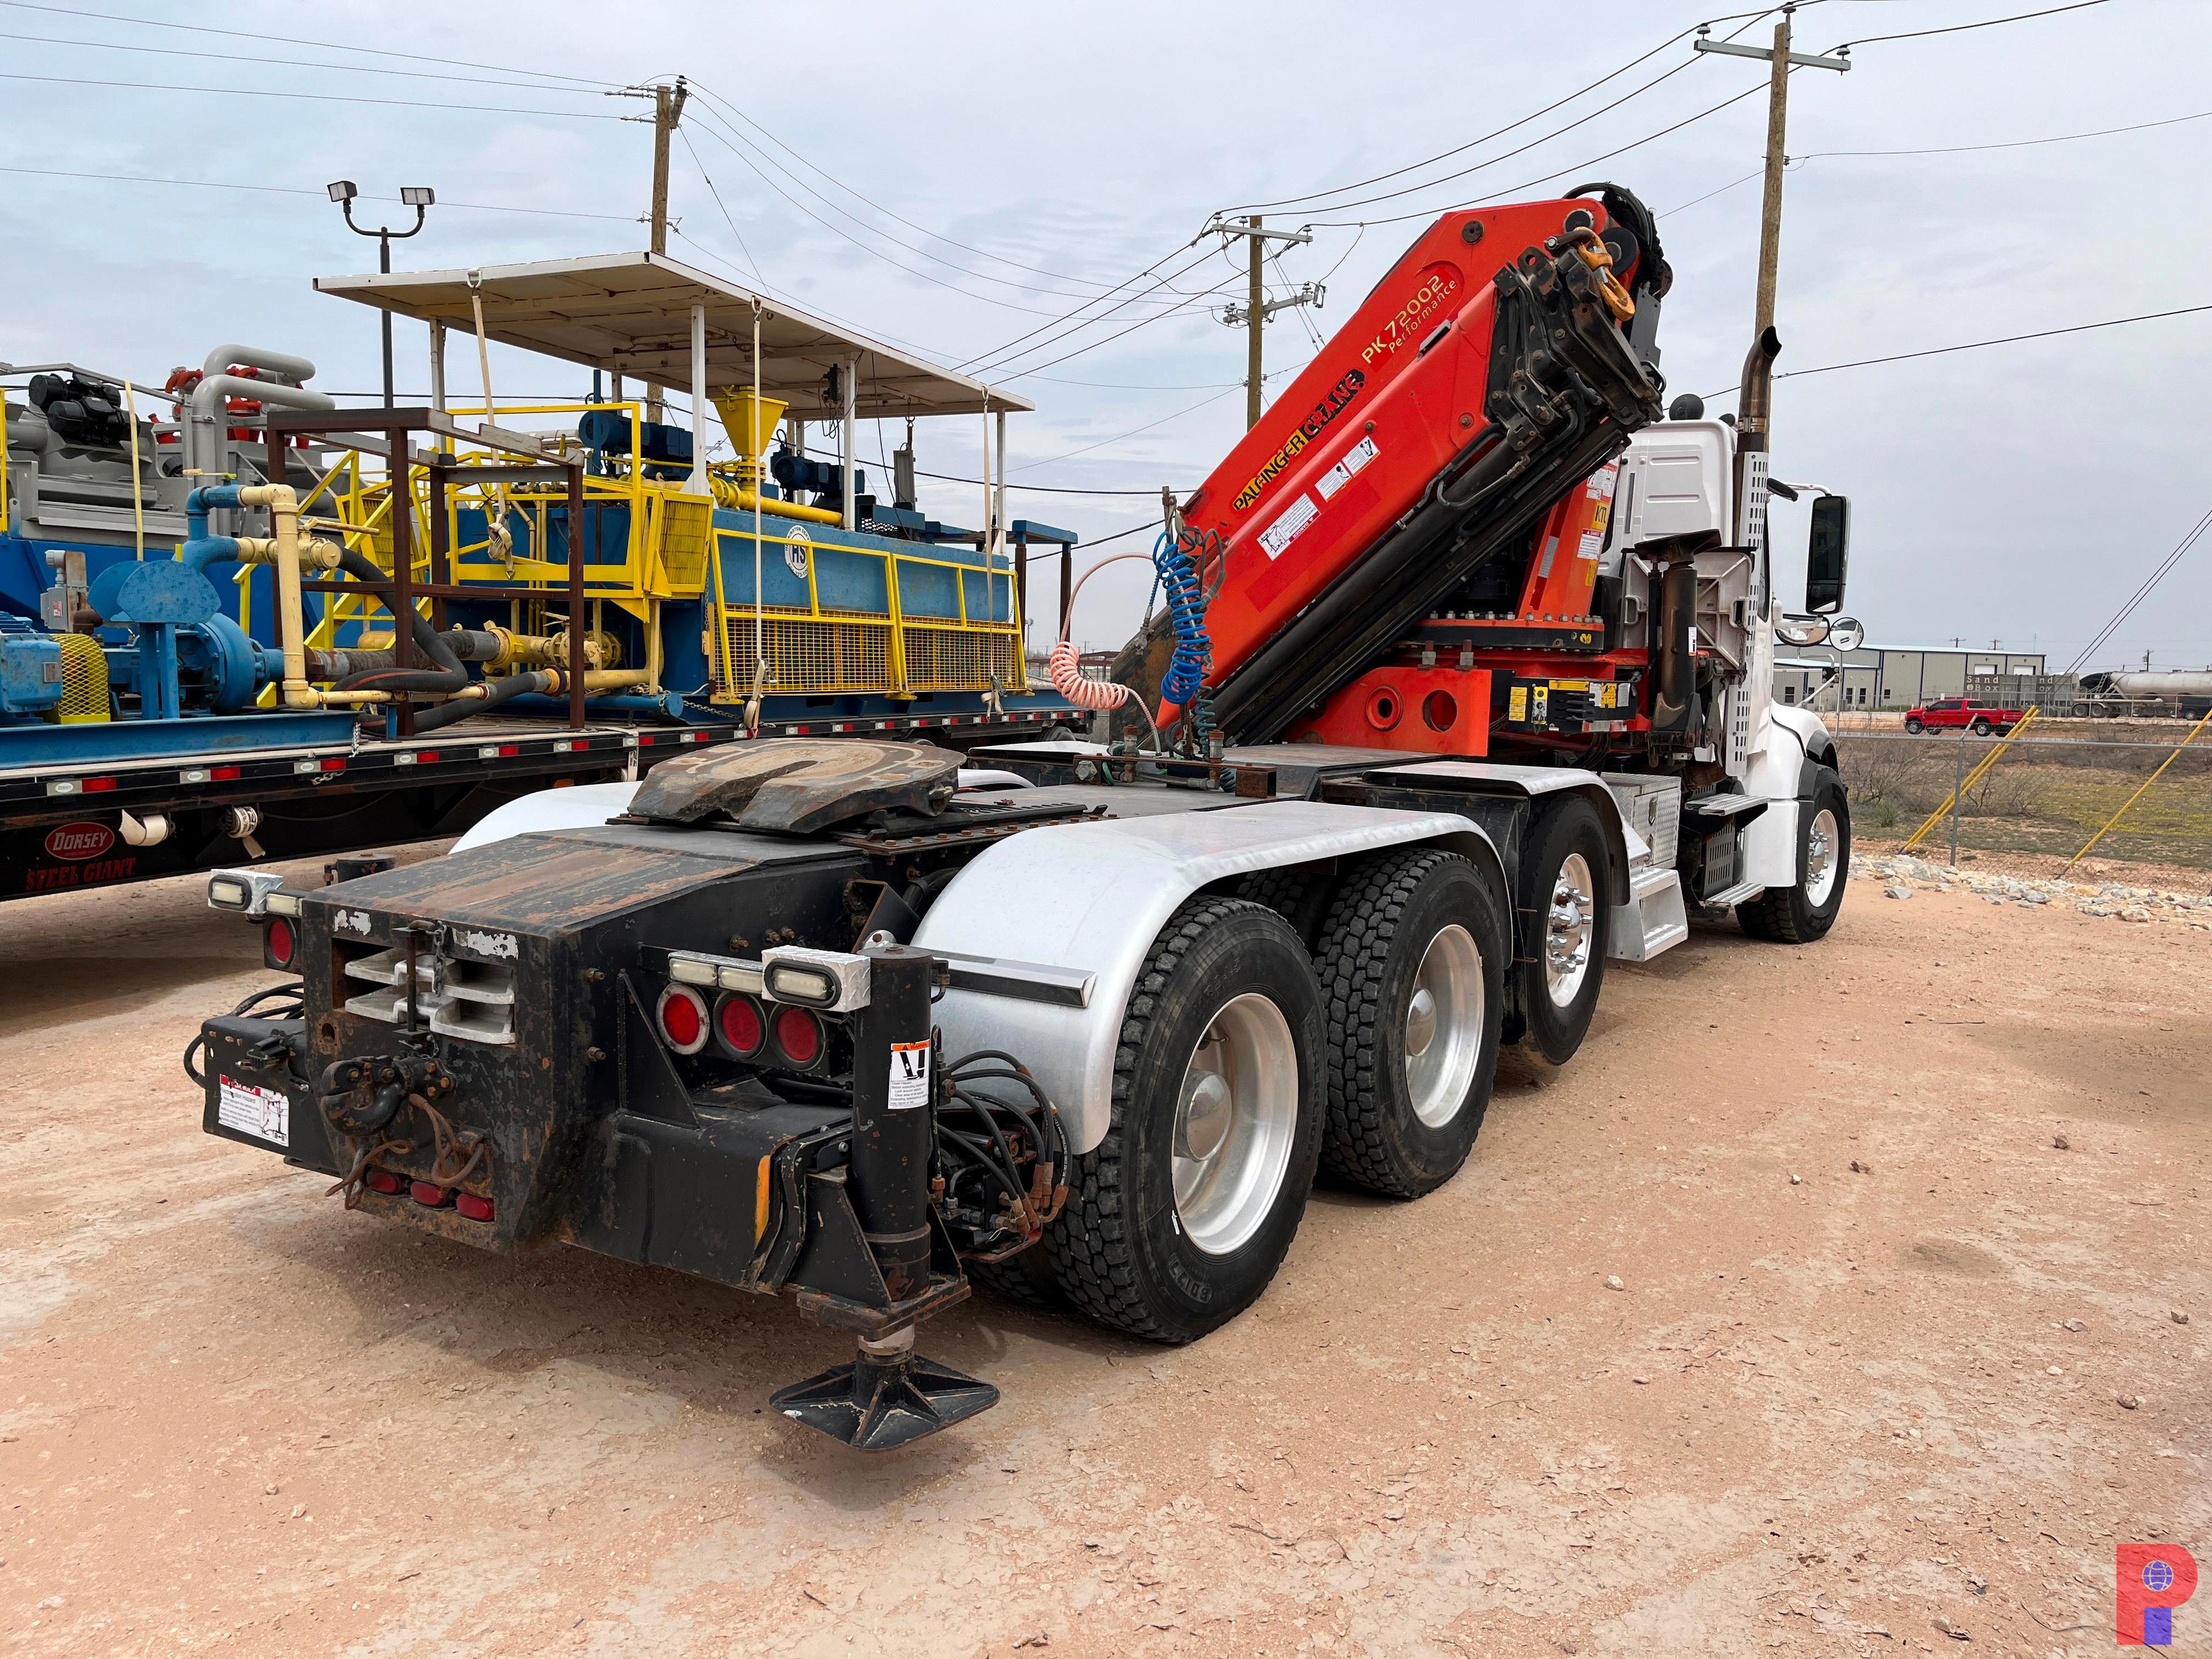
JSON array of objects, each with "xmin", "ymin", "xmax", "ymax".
[{"xmin": 1135, "ymin": 189, "xmax": 1671, "ymax": 742}]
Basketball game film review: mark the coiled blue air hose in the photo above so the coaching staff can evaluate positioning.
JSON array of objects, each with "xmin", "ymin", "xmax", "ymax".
[{"xmin": 1152, "ymin": 527, "xmax": 1217, "ymax": 752}]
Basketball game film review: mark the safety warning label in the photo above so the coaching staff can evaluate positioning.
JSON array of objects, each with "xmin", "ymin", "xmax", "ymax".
[
  {"xmin": 1315, "ymin": 435, "xmax": 1378, "ymax": 501},
  {"xmin": 1259, "ymin": 493, "xmax": 1320, "ymax": 560},
  {"xmin": 888, "ymin": 1040, "xmax": 932, "ymax": 1111},
  {"xmin": 218, "ymin": 1074, "xmax": 289, "ymax": 1147}
]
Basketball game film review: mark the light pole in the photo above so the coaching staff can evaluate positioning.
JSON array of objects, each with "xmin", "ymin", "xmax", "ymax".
[{"xmin": 327, "ymin": 181, "xmax": 435, "ymax": 407}]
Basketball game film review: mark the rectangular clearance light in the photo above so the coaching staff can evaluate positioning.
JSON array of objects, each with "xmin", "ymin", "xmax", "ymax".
[
  {"xmin": 207, "ymin": 868, "xmax": 287, "ymax": 916},
  {"xmin": 761, "ymin": 946, "xmax": 870, "ymax": 1013},
  {"xmin": 264, "ymin": 892, "xmax": 304, "ymax": 918},
  {"xmin": 666, "ymin": 951, "xmax": 766, "ymax": 995}
]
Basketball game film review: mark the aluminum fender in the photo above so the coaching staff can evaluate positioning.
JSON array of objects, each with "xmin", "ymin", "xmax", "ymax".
[
  {"xmin": 1368, "ymin": 761, "xmax": 1642, "ymax": 900},
  {"xmin": 452, "ymin": 781, "xmax": 641, "ymax": 853},
  {"xmin": 1737, "ymin": 703, "xmax": 1828, "ymax": 888},
  {"xmin": 913, "ymin": 801, "xmax": 1496, "ymax": 1156}
]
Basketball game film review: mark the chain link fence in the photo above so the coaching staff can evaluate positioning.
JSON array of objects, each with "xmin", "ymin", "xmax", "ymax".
[{"xmin": 1832, "ymin": 719, "xmax": 2212, "ymax": 891}]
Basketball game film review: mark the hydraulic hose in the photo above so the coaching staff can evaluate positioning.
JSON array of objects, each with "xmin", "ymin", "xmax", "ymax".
[
  {"xmin": 408, "ymin": 669, "xmax": 554, "ymax": 732},
  {"xmin": 332, "ymin": 548, "xmax": 466, "ymax": 692}
]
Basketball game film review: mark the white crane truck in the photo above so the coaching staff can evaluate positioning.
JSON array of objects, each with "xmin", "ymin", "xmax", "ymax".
[{"xmin": 191, "ymin": 185, "xmax": 1857, "ymax": 1449}]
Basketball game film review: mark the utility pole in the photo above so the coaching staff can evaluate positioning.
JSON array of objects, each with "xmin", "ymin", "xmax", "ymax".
[
  {"xmin": 646, "ymin": 75, "xmax": 689, "ymax": 424},
  {"xmin": 1695, "ymin": 7, "xmax": 1849, "ymax": 339},
  {"xmin": 1207, "ymin": 215, "xmax": 1319, "ymax": 428}
]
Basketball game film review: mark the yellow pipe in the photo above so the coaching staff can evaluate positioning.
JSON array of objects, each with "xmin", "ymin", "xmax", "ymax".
[
  {"xmin": 709, "ymin": 477, "xmax": 841, "ymax": 525},
  {"xmin": 236, "ymin": 484, "xmax": 312, "ymax": 707}
]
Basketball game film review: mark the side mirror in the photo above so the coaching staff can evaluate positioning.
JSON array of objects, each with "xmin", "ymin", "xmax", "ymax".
[{"xmin": 1806, "ymin": 493, "xmax": 1849, "ymax": 614}]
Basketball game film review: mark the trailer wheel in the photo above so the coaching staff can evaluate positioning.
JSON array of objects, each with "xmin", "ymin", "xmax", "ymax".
[
  {"xmin": 1515, "ymin": 797, "xmax": 1611, "ymax": 1064},
  {"xmin": 1738, "ymin": 768, "xmax": 1850, "ymax": 943},
  {"xmin": 1047, "ymin": 897, "xmax": 1323, "ymax": 1343},
  {"xmin": 1314, "ymin": 849, "xmax": 1505, "ymax": 1198}
]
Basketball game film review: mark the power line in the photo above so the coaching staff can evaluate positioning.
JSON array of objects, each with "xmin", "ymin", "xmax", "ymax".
[
  {"xmin": 0, "ymin": 163, "xmax": 636, "ymax": 221},
  {"xmin": 959, "ymin": 243, "xmax": 1234, "ymax": 377},
  {"xmin": 1702, "ymin": 302, "xmax": 2212, "ymax": 398},
  {"xmin": 1209, "ymin": 7, "xmax": 1789, "ymax": 217},
  {"xmin": 0, "ymin": 24, "xmax": 617, "ymax": 94},
  {"xmin": 2065, "ymin": 505, "xmax": 2212, "ymax": 675},
  {"xmin": 0, "ymin": 0, "xmax": 612, "ymax": 88},
  {"xmin": 910, "ymin": 468, "xmax": 1177, "ymax": 498},
  {"xmin": 1657, "ymin": 167, "xmax": 1767, "ymax": 216},
  {"xmin": 1008, "ymin": 381, "xmax": 1266, "ymax": 475},
  {"xmin": 1831, "ymin": 0, "xmax": 2111, "ymax": 50},
  {"xmin": 684, "ymin": 79, "xmax": 1134, "ymax": 296},
  {"xmin": 1796, "ymin": 107, "xmax": 2212, "ymax": 160},
  {"xmin": 986, "ymin": 272, "xmax": 1247, "ymax": 380},
  {"xmin": 680, "ymin": 99, "xmax": 1211, "ymax": 312},
  {"xmin": 675, "ymin": 130, "xmax": 766, "ymax": 286},
  {"xmin": 1309, "ymin": 76, "xmax": 1772, "ymax": 229},
  {"xmin": 679, "ymin": 111, "xmax": 1198, "ymax": 321},
  {"xmin": 1267, "ymin": 6, "xmax": 1786, "ymax": 225},
  {"xmin": 1661, "ymin": 107, "xmax": 2212, "ymax": 217},
  {"xmin": 0, "ymin": 69, "xmax": 624, "ymax": 118}
]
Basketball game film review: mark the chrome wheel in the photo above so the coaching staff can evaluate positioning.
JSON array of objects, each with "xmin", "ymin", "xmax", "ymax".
[
  {"xmin": 1805, "ymin": 807, "xmax": 1840, "ymax": 907},
  {"xmin": 1404, "ymin": 924, "xmax": 1485, "ymax": 1127},
  {"xmin": 1172, "ymin": 993, "xmax": 1300, "ymax": 1256},
  {"xmin": 1544, "ymin": 853, "xmax": 1595, "ymax": 1007}
]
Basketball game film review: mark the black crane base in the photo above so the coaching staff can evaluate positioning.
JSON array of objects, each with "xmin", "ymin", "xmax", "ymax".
[{"xmin": 770, "ymin": 1349, "xmax": 1000, "ymax": 1452}]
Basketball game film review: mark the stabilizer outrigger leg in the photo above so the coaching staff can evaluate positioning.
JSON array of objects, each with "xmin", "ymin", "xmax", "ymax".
[
  {"xmin": 771, "ymin": 1328, "xmax": 998, "ymax": 1452},
  {"xmin": 769, "ymin": 944, "xmax": 998, "ymax": 1452}
]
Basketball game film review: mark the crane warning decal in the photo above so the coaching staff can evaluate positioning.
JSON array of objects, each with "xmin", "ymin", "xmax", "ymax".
[
  {"xmin": 888, "ymin": 1040, "xmax": 931, "ymax": 1111},
  {"xmin": 1315, "ymin": 435, "xmax": 1379, "ymax": 501},
  {"xmin": 1259, "ymin": 493, "xmax": 1320, "ymax": 560},
  {"xmin": 218, "ymin": 1074, "xmax": 290, "ymax": 1147}
]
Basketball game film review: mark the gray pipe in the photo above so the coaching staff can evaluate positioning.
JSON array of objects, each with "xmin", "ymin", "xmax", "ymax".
[
  {"xmin": 200, "ymin": 344, "xmax": 318, "ymax": 386},
  {"xmin": 185, "ymin": 374, "xmax": 337, "ymax": 479}
]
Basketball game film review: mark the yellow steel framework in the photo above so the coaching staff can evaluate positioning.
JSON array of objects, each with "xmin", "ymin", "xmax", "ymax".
[{"xmin": 235, "ymin": 400, "xmax": 1025, "ymax": 707}]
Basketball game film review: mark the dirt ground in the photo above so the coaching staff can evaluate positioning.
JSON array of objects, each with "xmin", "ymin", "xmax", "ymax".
[{"xmin": 2, "ymin": 854, "xmax": 2206, "ymax": 1658}]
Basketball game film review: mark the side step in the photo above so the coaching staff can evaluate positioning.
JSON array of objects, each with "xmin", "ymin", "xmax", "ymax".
[{"xmin": 1608, "ymin": 865, "xmax": 1690, "ymax": 962}]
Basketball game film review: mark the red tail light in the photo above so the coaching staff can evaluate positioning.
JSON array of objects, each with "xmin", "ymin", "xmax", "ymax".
[
  {"xmin": 365, "ymin": 1168, "xmax": 405, "ymax": 1196},
  {"xmin": 772, "ymin": 1005, "xmax": 823, "ymax": 1068},
  {"xmin": 656, "ymin": 983, "xmax": 710, "ymax": 1054},
  {"xmin": 715, "ymin": 992, "xmax": 766, "ymax": 1059},
  {"xmin": 454, "ymin": 1192, "xmax": 494, "ymax": 1222},
  {"xmin": 410, "ymin": 1180, "xmax": 452, "ymax": 1207},
  {"xmin": 263, "ymin": 915, "xmax": 297, "ymax": 969}
]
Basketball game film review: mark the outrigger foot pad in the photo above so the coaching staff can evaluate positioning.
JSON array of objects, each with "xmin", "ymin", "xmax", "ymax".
[{"xmin": 770, "ymin": 1346, "xmax": 999, "ymax": 1452}]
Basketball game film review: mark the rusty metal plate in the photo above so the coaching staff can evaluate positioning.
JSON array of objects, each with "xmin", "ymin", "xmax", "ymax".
[{"xmin": 627, "ymin": 739, "xmax": 965, "ymax": 832}]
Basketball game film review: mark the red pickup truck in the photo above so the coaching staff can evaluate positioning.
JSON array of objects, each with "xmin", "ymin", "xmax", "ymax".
[{"xmin": 1904, "ymin": 697, "xmax": 2025, "ymax": 736}]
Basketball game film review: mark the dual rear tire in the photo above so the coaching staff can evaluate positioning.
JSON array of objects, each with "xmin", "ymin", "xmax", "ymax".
[{"xmin": 1040, "ymin": 851, "xmax": 1508, "ymax": 1342}]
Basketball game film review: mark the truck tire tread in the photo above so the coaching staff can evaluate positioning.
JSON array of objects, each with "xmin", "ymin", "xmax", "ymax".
[
  {"xmin": 1313, "ymin": 848, "xmax": 1503, "ymax": 1197},
  {"xmin": 1046, "ymin": 895, "xmax": 1320, "ymax": 1343}
]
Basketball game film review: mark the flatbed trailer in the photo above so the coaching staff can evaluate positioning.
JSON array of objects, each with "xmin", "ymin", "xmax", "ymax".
[{"xmin": 1, "ymin": 703, "xmax": 1076, "ymax": 900}]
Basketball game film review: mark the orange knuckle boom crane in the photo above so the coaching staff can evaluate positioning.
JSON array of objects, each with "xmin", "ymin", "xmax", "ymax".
[{"xmin": 1158, "ymin": 186, "xmax": 1670, "ymax": 752}]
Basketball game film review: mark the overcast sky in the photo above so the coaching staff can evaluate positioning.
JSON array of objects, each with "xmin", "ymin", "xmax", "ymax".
[{"xmin": 3, "ymin": 0, "xmax": 2204, "ymax": 669}]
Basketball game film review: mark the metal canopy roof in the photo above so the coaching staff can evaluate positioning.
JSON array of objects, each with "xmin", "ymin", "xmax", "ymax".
[{"xmin": 312, "ymin": 251, "xmax": 1033, "ymax": 420}]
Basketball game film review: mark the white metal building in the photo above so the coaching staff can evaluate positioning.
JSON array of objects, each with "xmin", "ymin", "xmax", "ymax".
[{"xmin": 1771, "ymin": 645, "xmax": 2047, "ymax": 712}]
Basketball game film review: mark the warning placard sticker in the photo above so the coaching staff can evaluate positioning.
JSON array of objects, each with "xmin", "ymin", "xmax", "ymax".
[
  {"xmin": 1315, "ymin": 435, "xmax": 1379, "ymax": 501},
  {"xmin": 218, "ymin": 1074, "xmax": 289, "ymax": 1147},
  {"xmin": 1257, "ymin": 493, "xmax": 1320, "ymax": 561},
  {"xmin": 888, "ymin": 1040, "xmax": 932, "ymax": 1111}
]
